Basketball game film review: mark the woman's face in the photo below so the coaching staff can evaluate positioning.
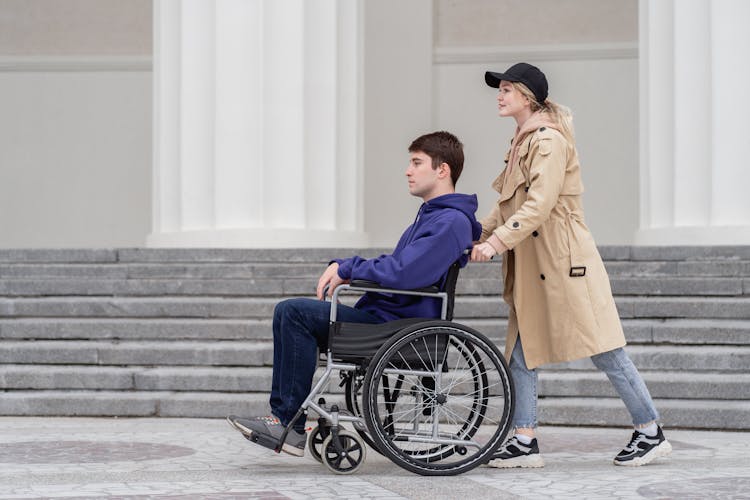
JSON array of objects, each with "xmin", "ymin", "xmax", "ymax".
[{"xmin": 497, "ymin": 81, "xmax": 530, "ymax": 119}]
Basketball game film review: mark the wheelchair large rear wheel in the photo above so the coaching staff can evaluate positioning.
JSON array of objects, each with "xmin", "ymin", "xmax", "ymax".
[{"xmin": 362, "ymin": 321, "xmax": 513, "ymax": 476}]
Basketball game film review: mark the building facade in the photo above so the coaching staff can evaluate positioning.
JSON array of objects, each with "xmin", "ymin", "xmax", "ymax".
[{"xmin": 1, "ymin": 0, "xmax": 748, "ymax": 248}]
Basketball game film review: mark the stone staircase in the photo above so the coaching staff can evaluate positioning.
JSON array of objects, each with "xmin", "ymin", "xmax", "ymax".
[{"xmin": 1, "ymin": 247, "xmax": 748, "ymax": 430}]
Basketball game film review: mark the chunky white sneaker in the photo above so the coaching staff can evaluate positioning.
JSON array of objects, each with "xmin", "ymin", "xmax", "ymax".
[
  {"xmin": 613, "ymin": 426, "xmax": 672, "ymax": 466},
  {"xmin": 487, "ymin": 436, "xmax": 545, "ymax": 468}
]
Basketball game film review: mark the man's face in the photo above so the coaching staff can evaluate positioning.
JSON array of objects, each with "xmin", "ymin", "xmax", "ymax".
[{"xmin": 406, "ymin": 151, "xmax": 440, "ymax": 199}]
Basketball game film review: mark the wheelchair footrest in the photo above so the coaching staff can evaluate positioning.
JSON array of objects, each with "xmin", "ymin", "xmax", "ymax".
[{"xmin": 244, "ymin": 431, "xmax": 281, "ymax": 453}]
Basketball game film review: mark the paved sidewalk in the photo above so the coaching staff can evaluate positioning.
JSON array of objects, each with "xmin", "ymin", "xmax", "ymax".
[{"xmin": 0, "ymin": 417, "xmax": 748, "ymax": 499}]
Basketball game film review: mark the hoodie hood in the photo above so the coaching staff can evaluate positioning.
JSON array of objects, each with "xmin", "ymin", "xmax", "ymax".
[{"xmin": 424, "ymin": 193, "xmax": 483, "ymax": 241}]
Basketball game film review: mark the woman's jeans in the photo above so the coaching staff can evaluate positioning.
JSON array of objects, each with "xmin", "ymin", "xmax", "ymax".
[
  {"xmin": 270, "ymin": 298, "xmax": 383, "ymax": 432},
  {"xmin": 509, "ymin": 336, "xmax": 660, "ymax": 429}
]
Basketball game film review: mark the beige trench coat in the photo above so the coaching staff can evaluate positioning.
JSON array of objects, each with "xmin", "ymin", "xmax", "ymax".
[{"xmin": 480, "ymin": 126, "xmax": 625, "ymax": 369}]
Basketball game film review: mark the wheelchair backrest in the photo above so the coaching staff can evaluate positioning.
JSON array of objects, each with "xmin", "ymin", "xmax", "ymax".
[{"xmin": 443, "ymin": 259, "xmax": 461, "ymax": 322}]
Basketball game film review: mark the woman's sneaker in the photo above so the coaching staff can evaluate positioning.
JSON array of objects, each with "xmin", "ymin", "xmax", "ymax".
[
  {"xmin": 613, "ymin": 426, "xmax": 672, "ymax": 466},
  {"xmin": 226, "ymin": 415, "xmax": 306, "ymax": 457},
  {"xmin": 487, "ymin": 436, "xmax": 545, "ymax": 468}
]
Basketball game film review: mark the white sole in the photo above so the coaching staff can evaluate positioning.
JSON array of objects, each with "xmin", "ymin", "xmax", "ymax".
[
  {"xmin": 487, "ymin": 454, "xmax": 545, "ymax": 469},
  {"xmin": 614, "ymin": 440, "xmax": 672, "ymax": 466}
]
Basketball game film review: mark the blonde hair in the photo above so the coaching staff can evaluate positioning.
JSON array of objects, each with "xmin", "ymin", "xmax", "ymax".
[{"xmin": 512, "ymin": 82, "xmax": 575, "ymax": 143}]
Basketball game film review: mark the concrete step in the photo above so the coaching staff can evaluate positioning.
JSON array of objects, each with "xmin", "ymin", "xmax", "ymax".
[
  {"xmin": 0, "ymin": 296, "xmax": 285, "ymax": 318},
  {"xmin": 0, "ymin": 389, "xmax": 746, "ymax": 429},
  {"xmin": 3, "ymin": 245, "xmax": 750, "ymax": 264},
  {"xmin": 538, "ymin": 370, "xmax": 750, "ymax": 400},
  {"xmin": 0, "ymin": 318, "xmax": 273, "ymax": 340},
  {"xmin": 3, "ymin": 259, "xmax": 748, "ymax": 282},
  {"xmin": 0, "ymin": 340, "xmax": 273, "ymax": 366},
  {"xmin": 3, "ymin": 317, "xmax": 747, "ymax": 345},
  {"xmin": 609, "ymin": 277, "xmax": 746, "ymax": 296},
  {"xmin": 548, "ymin": 345, "xmax": 750, "ymax": 372},
  {"xmin": 0, "ymin": 365, "xmax": 272, "ymax": 392},
  {"xmin": 3, "ymin": 296, "xmax": 750, "ymax": 320},
  {"xmin": 3, "ymin": 341, "xmax": 748, "ymax": 373},
  {"xmin": 457, "ymin": 318, "xmax": 750, "ymax": 345},
  {"xmin": 1, "ymin": 275, "xmax": 747, "ymax": 297},
  {"xmin": 604, "ymin": 260, "xmax": 750, "ymax": 277},
  {"xmin": 616, "ymin": 297, "xmax": 750, "ymax": 319},
  {"xmin": 3, "ymin": 364, "xmax": 748, "ymax": 401},
  {"xmin": 0, "ymin": 278, "xmax": 320, "ymax": 297},
  {"xmin": 538, "ymin": 397, "xmax": 750, "ymax": 430},
  {"xmin": 0, "ymin": 390, "xmax": 274, "ymax": 418},
  {"xmin": 0, "ymin": 263, "xmax": 322, "ymax": 279}
]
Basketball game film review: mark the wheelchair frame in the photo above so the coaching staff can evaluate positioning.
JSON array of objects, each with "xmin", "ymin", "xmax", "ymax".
[{"xmin": 275, "ymin": 263, "xmax": 514, "ymax": 476}]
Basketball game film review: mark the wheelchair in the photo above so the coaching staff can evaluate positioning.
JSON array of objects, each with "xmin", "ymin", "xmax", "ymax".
[{"xmin": 274, "ymin": 260, "xmax": 514, "ymax": 476}]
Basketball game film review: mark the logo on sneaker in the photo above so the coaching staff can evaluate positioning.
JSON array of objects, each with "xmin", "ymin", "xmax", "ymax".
[
  {"xmin": 487, "ymin": 436, "xmax": 544, "ymax": 469},
  {"xmin": 614, "ymin": 427, "xmax": 672, "ymax": 466}
]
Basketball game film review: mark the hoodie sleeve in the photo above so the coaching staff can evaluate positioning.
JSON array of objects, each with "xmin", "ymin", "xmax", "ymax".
[{"xmin": 336, "ymin": 211, "xmax": 472, "ymax": 289}]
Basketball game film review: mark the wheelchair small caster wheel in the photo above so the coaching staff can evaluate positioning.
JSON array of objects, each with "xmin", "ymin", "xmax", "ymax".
[
  {"xmin": 308, "ymin": 425, "xmax": 331, "ymax": 464},
  {"xmin": 322, "ymin": 430, "xmax": 366, "ymax": 475},
  {"xmin": 455, "ymin": 446, "xmax": 467, "ymax": 455}
]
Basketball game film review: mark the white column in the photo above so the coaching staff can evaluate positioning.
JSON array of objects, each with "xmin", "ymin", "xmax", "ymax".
[
  {"xmin": 214, "ymin": 0, "xmax": 263, "ymax": 229},
  {"xmin": 711, "ymin": 0, "xmax": 750, "ymax": 227},
  {"xmin": 149, "ymin": 0, "xmax": 368, "ymax": 247},
  {"xmin": 636, "ymin": 0, "xmax": 750, "ymax": 244},
  {"xmin": 672, "ymin": 0, "xmax": 710, "ymax": 227}
]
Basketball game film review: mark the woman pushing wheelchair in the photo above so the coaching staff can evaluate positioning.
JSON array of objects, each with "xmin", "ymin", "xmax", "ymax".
[{"xmin": 472, "ymin": 62, "xmax": 671, "ymax": 468}]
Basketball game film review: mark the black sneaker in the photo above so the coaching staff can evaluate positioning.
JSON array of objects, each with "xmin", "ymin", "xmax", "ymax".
[
  {"xmin": 226, "ymin": 415, "xmax": 306, "ymax": 457},
  {"xmin": 487, "ymin": 436, "xmax": 544, "ymax": 468},
  {"xmin": 613, "ymin": 426, "xmax": 672, "ymax": 466}
]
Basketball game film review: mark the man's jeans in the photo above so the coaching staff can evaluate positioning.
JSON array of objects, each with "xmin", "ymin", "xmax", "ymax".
[
  {"xmin": 270, "ymin": 298, "xmax": 383, "ymax": 432},
  {"xmin": 509, "ymin": 336, "xmax": 660, "ymax": 429}
]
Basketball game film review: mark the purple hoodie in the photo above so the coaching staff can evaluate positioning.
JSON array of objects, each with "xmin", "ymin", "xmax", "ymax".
[{"xmin": 335, "ymin": 193, "xmax": 482, "ymax": 322}]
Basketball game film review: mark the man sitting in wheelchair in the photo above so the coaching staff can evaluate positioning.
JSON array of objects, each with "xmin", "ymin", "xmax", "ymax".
[{"xmin": 227, "ymin": 130, "xmax": 482, "ymax": 457}]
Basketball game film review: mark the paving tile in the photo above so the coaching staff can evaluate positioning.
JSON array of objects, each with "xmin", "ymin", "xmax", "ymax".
[{"xmin": 0, "ymin": 418, "xmax": 748, "ymax": 499}]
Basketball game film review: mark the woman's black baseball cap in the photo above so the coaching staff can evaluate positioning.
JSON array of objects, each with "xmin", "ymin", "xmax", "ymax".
[{"xmin": 485, "ymin": 62, "xmax": 548, "ymax": 104}]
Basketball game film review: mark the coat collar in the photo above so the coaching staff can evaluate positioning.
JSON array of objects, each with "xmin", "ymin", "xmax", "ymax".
[{"xmin": 493, "ymin": 136, "xmax": 533, "ymax": 203}]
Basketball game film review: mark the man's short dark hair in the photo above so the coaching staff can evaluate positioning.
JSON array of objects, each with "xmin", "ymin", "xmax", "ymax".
[{"xmin": 408, "ymin": 131, "xmax": 464, "ymax": 186}]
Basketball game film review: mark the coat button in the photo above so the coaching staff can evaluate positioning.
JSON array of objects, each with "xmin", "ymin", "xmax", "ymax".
[
  {"xmin": 539, "ymin": 127, "xmax": 546, "ymax": 131},
  {"xmin": 540, "ymin": 274, "xmax": 546, "ymax": 280},
  {"xmin": 512, "ymin": 221, "xmax": 520, "ymax": 228},
  {"xmin": 532, "ymin": 230, "xmax": 539, "ymax": 237}
]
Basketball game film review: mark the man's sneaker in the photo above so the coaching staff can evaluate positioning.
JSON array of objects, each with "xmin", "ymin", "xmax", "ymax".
[
  {"xmin": 487, "ymin": 436, "xmax": 544, "ymax": 468},
  {"xmin": 226, "ymin": 415, "xmax": 306, "ymax": 457},
  {"xmin": 613, "ymin": 426, "xmax": 672, "ymax": 466}
]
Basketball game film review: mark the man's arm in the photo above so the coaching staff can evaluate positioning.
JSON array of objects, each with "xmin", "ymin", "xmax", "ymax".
[{"xmin": 336, "ymin": 213, "xmax": 472, "ymax": 290}]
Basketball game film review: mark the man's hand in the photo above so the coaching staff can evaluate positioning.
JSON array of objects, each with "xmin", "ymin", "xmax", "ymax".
[{"xmin": 316, "ymin": 262, "xmax": 349, "ymax": 300}]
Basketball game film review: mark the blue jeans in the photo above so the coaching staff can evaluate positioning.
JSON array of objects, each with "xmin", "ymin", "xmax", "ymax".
[
  {"xmin": 509, "ymin": 336, "xmax": 660, "ymax": 429},
  {"xmin": 270, "ymin": 298, "xmax": 383, "ymax": 432}
]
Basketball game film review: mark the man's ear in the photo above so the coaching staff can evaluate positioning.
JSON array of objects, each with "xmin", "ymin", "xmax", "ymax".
[{"xmin": 439, "ymin": 162, "xmax": 451, "ymax": 180}]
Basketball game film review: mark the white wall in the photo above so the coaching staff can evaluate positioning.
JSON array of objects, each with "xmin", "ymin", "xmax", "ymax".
[
  {"xmin": 0, "ymin": 0, "xmax": 152, "ymax": 248},
  {"xmin": 0, "ymin": 65, "xmax": 151, "ymax": 247},
  {"xmin": 362, "ymin": 0, "xmax": 434, "ymax": 247},
  {"xmin": 0, "ymin": 0, "xmax": 640, "ymax": 248}
]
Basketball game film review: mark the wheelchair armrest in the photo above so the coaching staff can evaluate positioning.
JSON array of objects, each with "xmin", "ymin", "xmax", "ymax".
[{"xmin": 349, "ymin": 279, "xmax": 440, "ymax": 294}]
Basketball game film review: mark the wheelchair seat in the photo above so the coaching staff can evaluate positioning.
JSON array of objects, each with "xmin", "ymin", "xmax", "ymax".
[{"xmin": 328, "ymin": 258, "xmax": 462, "ymax": 363}]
